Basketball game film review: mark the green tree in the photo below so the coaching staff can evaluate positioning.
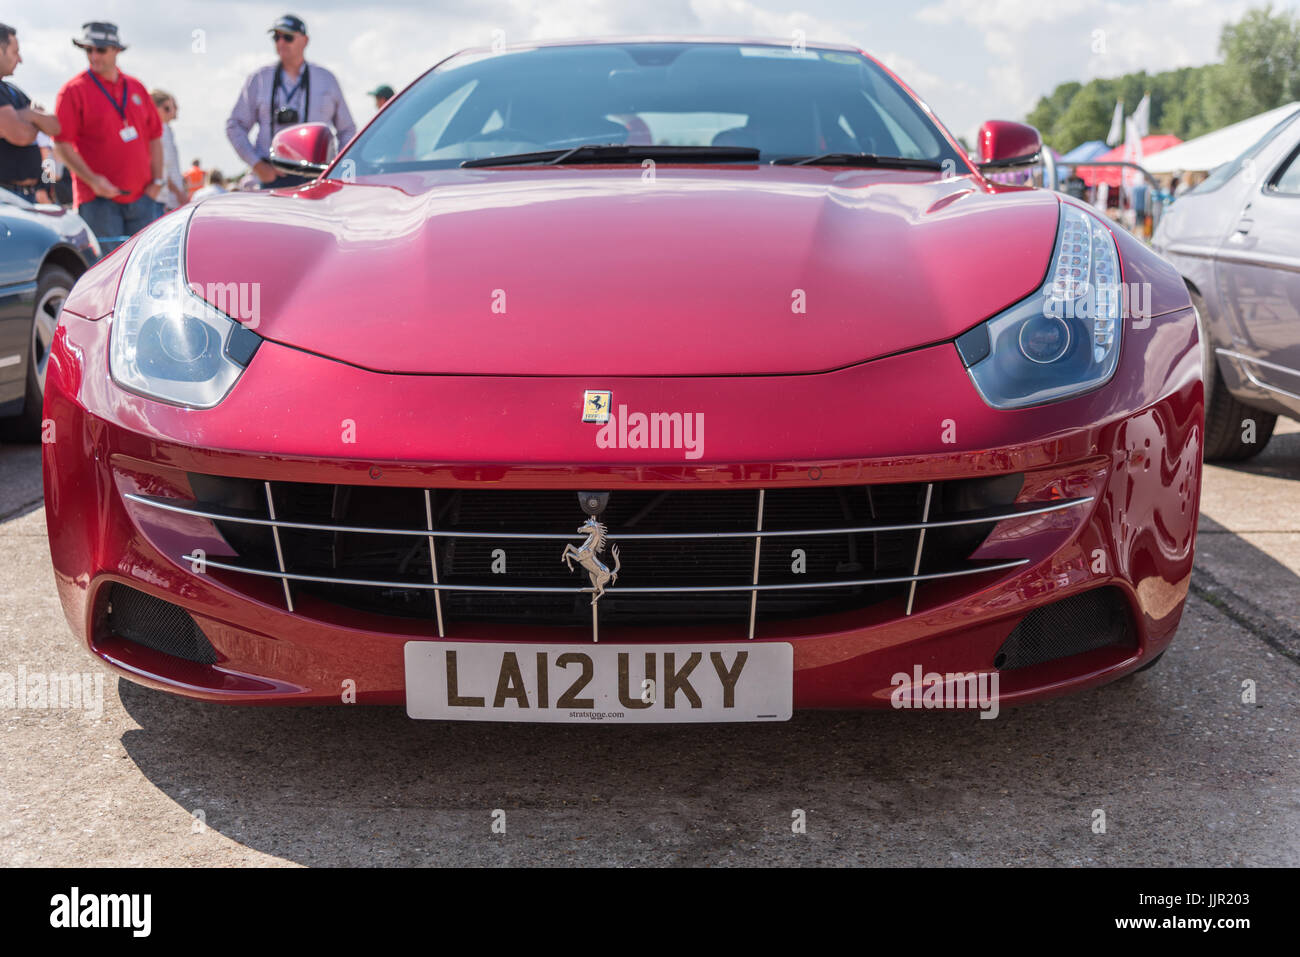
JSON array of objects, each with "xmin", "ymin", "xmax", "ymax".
[
  {"xmin": 1027, "ymin": 81, "xmax": 1081, "ymax": 141},
  {"xmin": 1024, "ymin": 5, "xmax": 1300, "ymax": 152},
  {"xmin": 1043, "ymin": 83, "xmax": 1115, "ymax": 153},
  {"xmin": 1203, "ymin": 4, "xmax": 1300, "ymax": 128}
]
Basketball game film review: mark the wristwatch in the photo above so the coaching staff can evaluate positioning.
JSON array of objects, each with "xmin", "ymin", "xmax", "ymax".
[{"xmin": 151, "ymin": 178, "xmax": 165, "ymax": 186}]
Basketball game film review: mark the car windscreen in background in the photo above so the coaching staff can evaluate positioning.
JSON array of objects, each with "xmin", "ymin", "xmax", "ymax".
[{"xmin": 1191, "ymin": 106, "xmax": 1300, "ymax": 195}]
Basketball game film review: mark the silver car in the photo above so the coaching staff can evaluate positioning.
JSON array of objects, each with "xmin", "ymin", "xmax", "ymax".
[
  {"xmin": 1154, "ymin": 107, "xmax": 1300, "ymax": 460},
  {"xmin": 0, "ymin": 188, "xmax": 97, "ymax": 440}
]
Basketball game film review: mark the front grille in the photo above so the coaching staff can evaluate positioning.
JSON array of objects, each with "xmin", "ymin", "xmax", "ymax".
[{"xmin": 125, "ymin": 474, "xmax": 1094, "ymax": 639}]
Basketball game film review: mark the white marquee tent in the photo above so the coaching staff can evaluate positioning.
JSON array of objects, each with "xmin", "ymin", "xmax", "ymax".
[{"xmin": 1143, "ymin": 102, "xmax": 1300, "ymax": 173}]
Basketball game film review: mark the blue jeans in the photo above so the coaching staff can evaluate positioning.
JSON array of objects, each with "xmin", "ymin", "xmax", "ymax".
[
  {"xmin": 77, "ymin": 195, "xmax": 163, "ymax": 258},
  {"xmin": 1, "ymin": 182, "xmax": 39, "ymax": 201}
]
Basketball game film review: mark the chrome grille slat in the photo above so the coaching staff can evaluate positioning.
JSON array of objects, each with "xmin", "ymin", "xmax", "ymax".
[
  {"xmin": 905, "ymin": 483, "xmax": 934, "ymax": 616},
  {"xmin": 747, "ymin": 489, "xmax": 765, "ymax": 640},
  {"xmin": 126, "ymin": 492, "xmax": 1092, "ymax": 538},
  {"xmin": 423, "ymin": 490, "xmax": 445, "ymax": 638},
  {"xmin": 186, "ymin": 554, "xmax": 1031, "ymax": 592},
  {"xmin": 264, "ymin": 481, "xmax": 294, "ymax": 612}
]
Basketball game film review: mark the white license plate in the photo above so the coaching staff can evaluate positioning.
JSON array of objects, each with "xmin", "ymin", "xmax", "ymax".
[{"xmin": 405, "ymin": 641, "xmax": 793, "ymax": 723}]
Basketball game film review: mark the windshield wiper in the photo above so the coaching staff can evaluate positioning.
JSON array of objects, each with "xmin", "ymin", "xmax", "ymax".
[
  {"xmin": 772, "ymin": 153, "xmax": 944, "ymax": 170},
  {"xmin": 461, "ymin": 144, "xmax": 761, "ymax": 168}
]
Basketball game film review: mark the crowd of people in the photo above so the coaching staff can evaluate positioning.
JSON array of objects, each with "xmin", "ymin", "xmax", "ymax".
[{"xmin": 0, "ymin": 14, "xmax": 390, "ymax": 248}]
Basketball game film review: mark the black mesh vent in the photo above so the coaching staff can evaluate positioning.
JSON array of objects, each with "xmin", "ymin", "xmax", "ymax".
[
  {"xmin": 994, "ymin": 587, "xmax": 1135, "ymax": 670},
  {"xmin": 107, "ymin": 584, "xmax": 219, "ymax": 664}
]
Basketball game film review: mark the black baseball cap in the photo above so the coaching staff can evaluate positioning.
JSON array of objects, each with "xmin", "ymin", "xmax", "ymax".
[
  {"xmin": 269, "ymin": 14, "xmax": 307, "ymax": 36},
  {"xmin": 368, "ymin": 85, "xmax": 394, "ymax": 99}
]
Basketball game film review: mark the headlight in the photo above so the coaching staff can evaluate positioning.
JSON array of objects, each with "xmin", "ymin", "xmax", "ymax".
[
  {"xmin": 955, "ymin": 202, "xmax": 1123, "ymax": 410},
  {"xmin": 109, "ymin": 208, "xmax": 259, "ymax": 408}
]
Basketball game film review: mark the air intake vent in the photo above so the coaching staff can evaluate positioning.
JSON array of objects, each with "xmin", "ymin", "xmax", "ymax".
[
  {"xmin": 107, "ymin": 584, "xmax": 218, "ymax": 664},
  {"xmin": 994, "ymin": 587, "xmax": 1135, "ymax": 670}
]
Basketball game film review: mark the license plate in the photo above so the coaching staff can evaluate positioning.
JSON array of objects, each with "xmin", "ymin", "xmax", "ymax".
[{"xmin": 405, "ymin": 641, "xmax": 793, "ymax": 723}]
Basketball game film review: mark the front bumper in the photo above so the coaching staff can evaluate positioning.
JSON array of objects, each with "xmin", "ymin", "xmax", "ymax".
[{"xmin": 43, "ymin": 305, "xmax": 1203, "ymax": 711}]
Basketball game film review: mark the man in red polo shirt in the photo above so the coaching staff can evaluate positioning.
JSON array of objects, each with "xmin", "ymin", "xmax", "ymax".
[{"xmin": 53, "ymin": 22, "xmax": 163, "ymax": 253}]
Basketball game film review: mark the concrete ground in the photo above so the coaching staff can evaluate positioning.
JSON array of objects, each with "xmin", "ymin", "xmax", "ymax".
[{"xmin": 1, "ymin": 423, "xmax": 1297, "ymax": 866}]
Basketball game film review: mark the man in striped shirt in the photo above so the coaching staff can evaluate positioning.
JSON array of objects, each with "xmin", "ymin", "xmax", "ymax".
[{"xmin": 225, "ymin": 14, "xmax": 355, "ymax": 190}]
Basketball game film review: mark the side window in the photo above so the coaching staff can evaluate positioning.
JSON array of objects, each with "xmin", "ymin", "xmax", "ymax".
[{"xmin": 1270, "ymin": 147, "xmax": 1300, "ymax": 195}]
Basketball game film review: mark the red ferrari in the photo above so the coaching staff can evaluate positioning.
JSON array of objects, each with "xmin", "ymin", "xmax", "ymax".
[{"xmin": 43, "ymin": 38, "xmax": 1202, "ymax": 722}]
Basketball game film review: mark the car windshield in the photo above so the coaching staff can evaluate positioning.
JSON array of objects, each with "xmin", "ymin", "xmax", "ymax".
[
  {"xmin": 343, "ymin": 41, "xmax": 965, "ymax": 172},
  {"xmin": 1190, "ymin": 107, "xmax": 1300, "ymax": 195}
]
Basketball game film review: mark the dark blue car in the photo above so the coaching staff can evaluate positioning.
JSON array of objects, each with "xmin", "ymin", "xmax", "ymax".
[{"xmin": 0, "ymin": 187, "xmax": 98, "ymax": 440}]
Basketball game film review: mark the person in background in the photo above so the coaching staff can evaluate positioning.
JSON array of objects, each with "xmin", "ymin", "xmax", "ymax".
[
  {"xmin": 1130, "ymin": 181, "xmax": 1149, "ymax": 237},
  {"xmin": 226, "ymin": 14, "xmax": 355, "ymax": 190},
  {"xmin": 0, "ymin": 22, "xmax": 61, "ymax": 202},
  {"xmin": 150, "ymin": 89, "xmax": 186, "ymax": 211},
  {"xmin": 368, "ymin": 84, "xmax": 393, "ymax": 111},
  {"xmin": 36, "ymin": 132, "xmax": 69, "ymax": 204},
  {"xmin": 190, "ymin": 168, "xmax": 226, "ymax": 200},
  {"xmin": 183, "ymin": 156, "xmax": 203, "ymax": 196},
  {"xmin": 53, "ymin": 22, "xmax": 164, "ymax": 248}
]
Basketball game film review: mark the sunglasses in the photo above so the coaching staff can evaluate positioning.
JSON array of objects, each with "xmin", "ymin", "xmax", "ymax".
[
  {"xmin": 273, "ymin": 32, "xmax": 298, "ymax": 43},
  {"xmin": 86, "ymin": 46, "xmax": 112, "ymax": 54}
]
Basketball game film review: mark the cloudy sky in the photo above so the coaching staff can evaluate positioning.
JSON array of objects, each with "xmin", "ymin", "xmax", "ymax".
[{"xmin": 5, "ymin": 0, "xmax": 1283, "ymax": 172}]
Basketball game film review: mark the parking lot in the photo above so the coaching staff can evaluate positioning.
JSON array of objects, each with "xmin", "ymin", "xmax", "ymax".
[{"xmin": 2, "ymin": 424, "xmax": 1298, "ymax": 867}]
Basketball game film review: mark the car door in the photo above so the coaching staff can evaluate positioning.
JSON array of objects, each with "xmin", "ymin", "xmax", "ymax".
[{"xmin": 1214, "ymin": 135, "xmax": 1300, "ymax": 414}]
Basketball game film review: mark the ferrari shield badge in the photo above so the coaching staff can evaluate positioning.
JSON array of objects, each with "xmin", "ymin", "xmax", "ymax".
[{"xmin": 582, "ymin": 390, "xmax": 612, "ymax": 423}]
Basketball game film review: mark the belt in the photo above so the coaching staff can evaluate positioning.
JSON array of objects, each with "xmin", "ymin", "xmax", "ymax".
[{"xmin": 1, "ymin": 178, "xmax": 39, "ymax": 187}]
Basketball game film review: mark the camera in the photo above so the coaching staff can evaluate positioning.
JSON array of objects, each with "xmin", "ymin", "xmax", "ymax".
[{"xmin": 274, "ymin": 107, "xmax": 300, "ymax": 126}]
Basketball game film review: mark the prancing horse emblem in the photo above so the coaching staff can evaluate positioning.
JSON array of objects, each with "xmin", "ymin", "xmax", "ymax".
[{"xmin": 562, "ymin": 517, "xmax": 621, "ymax": 605}]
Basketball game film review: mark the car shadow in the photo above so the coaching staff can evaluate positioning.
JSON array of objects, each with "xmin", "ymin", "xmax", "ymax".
[{"xmin": 114, "ymin": 515, "xmax": 1300, "ymax": 869}]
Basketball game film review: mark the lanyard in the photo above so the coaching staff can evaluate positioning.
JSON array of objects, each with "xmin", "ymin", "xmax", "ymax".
[
  {"xmin": 278, "ymin": 68, "xmax": 305, "ymax": 103},
  {"xmin": 271, "ymin": 63, "xmax": 310, "ymax": 124},
  {"xmin": 86, "ymin": 70, "xmax": 128, "ymax": 121}
]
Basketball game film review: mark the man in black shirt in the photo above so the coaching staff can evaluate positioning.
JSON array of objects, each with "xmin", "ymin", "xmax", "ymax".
[{"xmin": 0, "ymin": 23, "xmax": 60, "ymax": 202}]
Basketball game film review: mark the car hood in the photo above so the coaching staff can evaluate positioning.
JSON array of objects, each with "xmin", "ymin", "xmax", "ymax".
[{"xmin": 186, "ymin": 167, "xmax": 1060, "ymax": 376}]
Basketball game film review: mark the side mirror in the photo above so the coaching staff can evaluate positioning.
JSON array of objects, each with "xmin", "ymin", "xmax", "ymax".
[
  {"xmin": 269, "ymin": 122, "xmax": 338, "ymax": 176},
  {"xmin": 977, "ymin": 120, "xmax": 1042, "ymax": 170}
]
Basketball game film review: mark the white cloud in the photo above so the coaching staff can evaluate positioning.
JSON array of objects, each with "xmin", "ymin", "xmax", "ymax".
[
  {"xmin": 687, "ymin": 0, "xmax": 856, "ymax": 43},
  {"xmin": 873, "ymin": 50, "xmax": 948, "ymax": 106}
]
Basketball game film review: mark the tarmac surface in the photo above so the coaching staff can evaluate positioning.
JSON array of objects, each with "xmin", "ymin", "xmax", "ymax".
[{"xmin": 2, "ymin": 423, "xmax": 1298, "ymax": 866}]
